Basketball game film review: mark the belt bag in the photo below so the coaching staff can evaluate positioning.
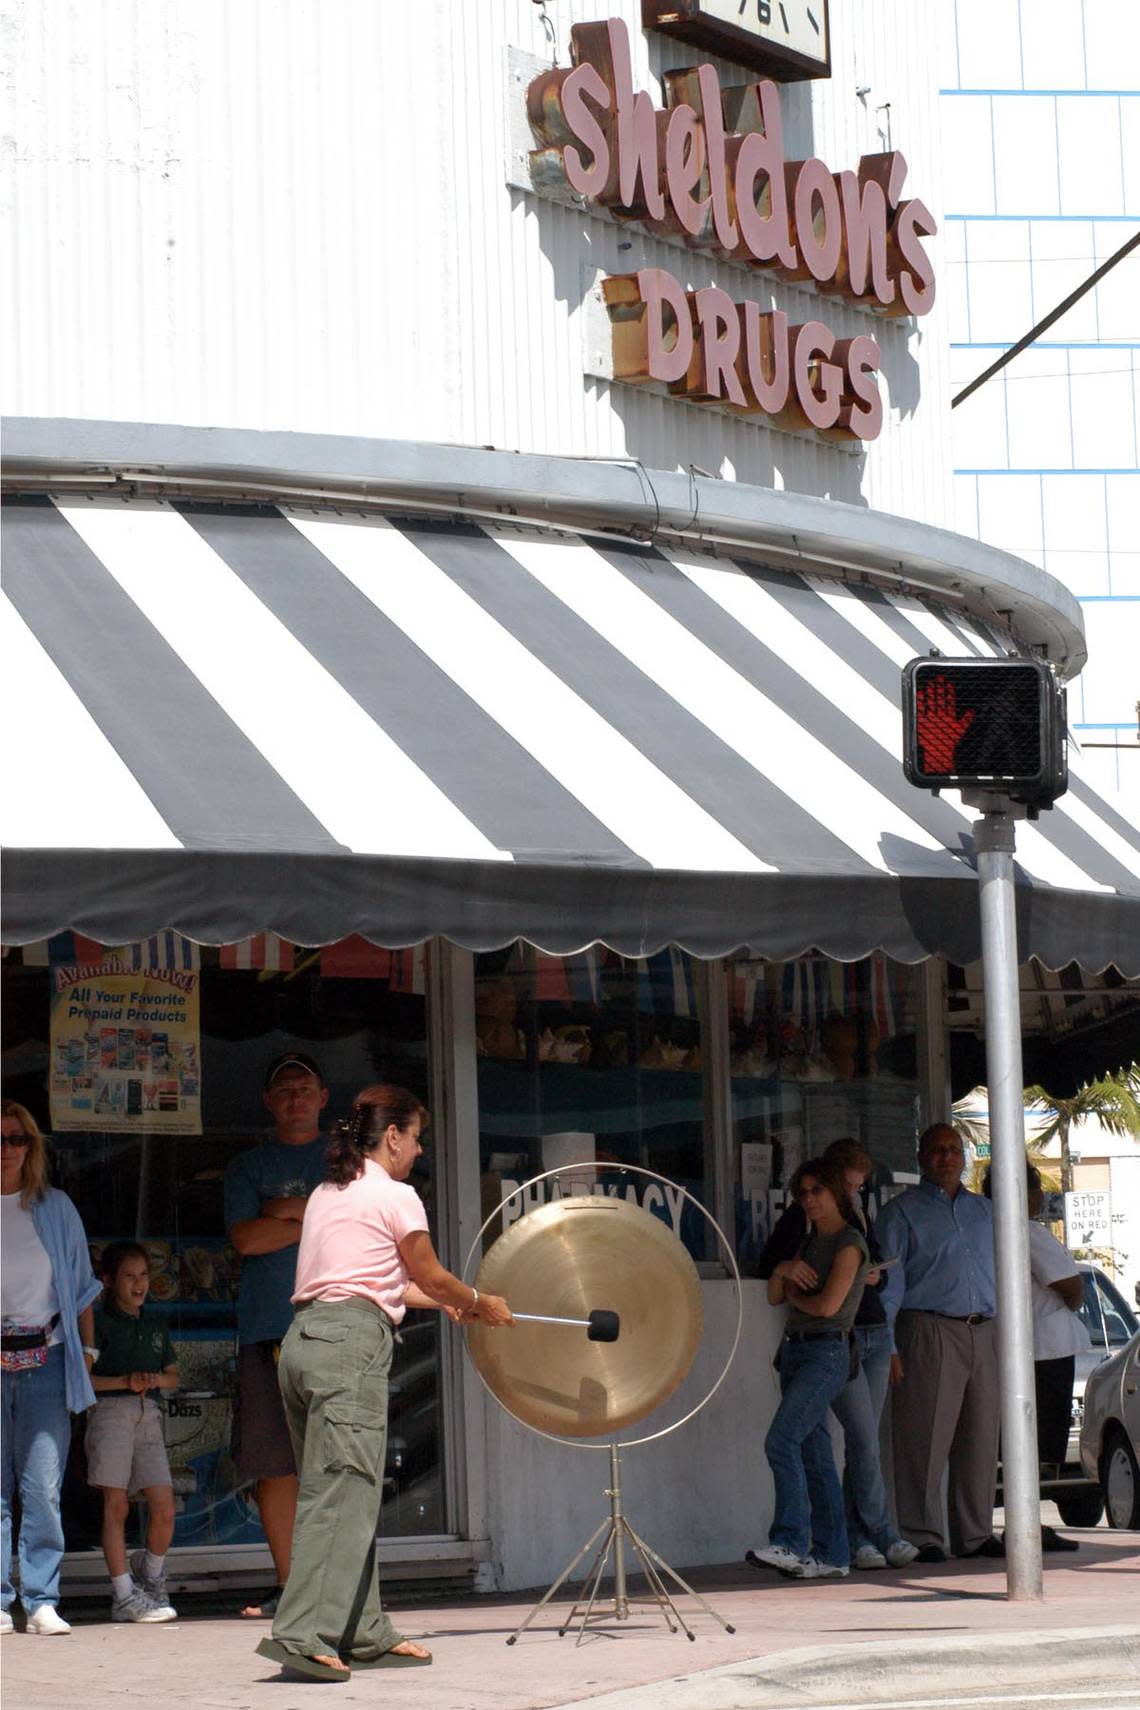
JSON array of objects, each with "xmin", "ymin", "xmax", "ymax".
[{"xmin": 0, "ymin": 1314, "xmax": 60, "ymax": 1372}]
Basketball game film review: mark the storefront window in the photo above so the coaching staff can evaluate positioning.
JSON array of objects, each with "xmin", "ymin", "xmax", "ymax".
[
  {"xmin": 727, "ymin": 952, "xmax": 921, "ymax": 1266},
  {"xmin": 474, "ymin": 944, "xmax": 714, "ymax": 1262},
  {"xmin": 1, "ymin": 936, "xmax": 446, "ymax": 1555}
]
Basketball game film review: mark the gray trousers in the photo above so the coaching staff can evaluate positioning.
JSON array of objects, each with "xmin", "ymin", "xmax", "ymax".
[
  {"xmin": 891, "ymin": 1310, "xmax": 999, "ymax": 1555},
  {"xmin": 271, "ymin": 1298, "xmax": 399, "ymax": 1661}
]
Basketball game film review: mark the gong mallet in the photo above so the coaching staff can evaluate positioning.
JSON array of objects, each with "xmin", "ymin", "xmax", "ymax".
[{"xmin": 511, "ymin": 1309, "xmax": 620, "ymax": 1342}]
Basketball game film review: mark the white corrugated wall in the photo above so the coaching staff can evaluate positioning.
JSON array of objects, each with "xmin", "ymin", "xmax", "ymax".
[{"xmin": 3, "ymin": 0, "xmax": 953, "ymax": 526}]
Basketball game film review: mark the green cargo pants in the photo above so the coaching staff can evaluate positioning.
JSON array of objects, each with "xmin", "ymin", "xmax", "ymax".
[{"xmin": 270, "ymin": 1298, "xmax": 400, "ymax": 1662}]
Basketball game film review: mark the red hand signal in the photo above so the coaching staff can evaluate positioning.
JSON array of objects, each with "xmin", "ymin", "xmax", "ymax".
[{"xmin": 915, "ymin": 673, "xmax": 975, "ymax": 774}]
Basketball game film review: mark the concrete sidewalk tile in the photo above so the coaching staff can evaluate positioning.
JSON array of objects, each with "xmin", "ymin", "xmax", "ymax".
[
  {"xmin": 1, "ymin": 1530, "xmax": 1136, "ymax": 1710},
  {"xmin": 558, "ymin": 1626, "xmax": 1140, "ymax": 1710}
]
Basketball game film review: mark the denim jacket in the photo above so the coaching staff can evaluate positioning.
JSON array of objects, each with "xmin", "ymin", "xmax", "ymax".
[{"xmin": 29, "ymin": 1188, "xmax": 100, "ymax": 1412}]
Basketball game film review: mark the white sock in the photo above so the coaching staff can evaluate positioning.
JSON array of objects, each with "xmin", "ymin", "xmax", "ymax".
[
  {"xmin": 144, "ymin": 1552, "xmax": 165, "ymax": 1582},
  {"xmin": 111, "ymin": 1573, "xmax": 133, "ymax": 1602}
]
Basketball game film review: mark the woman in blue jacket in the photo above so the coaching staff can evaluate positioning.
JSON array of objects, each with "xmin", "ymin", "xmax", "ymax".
[{"xmin": 2, "ymin": 1100, "xmax": 100, "ymax": 1637}]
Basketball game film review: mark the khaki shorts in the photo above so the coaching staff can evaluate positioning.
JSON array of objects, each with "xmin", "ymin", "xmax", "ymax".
[{"xmin": 85, "ymin": 1394, "xmax": 172, "ymax": 1492}]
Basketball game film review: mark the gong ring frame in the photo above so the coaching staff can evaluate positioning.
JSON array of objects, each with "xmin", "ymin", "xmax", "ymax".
[{"xmin": 462, "ymin": 1161, "xmax": 743, "ymax": 1451}]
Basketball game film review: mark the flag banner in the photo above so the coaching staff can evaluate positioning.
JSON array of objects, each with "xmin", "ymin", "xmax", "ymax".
[
  {"xmin": 220, "ymin": 934, "xmax": 295, "ymax": 972},
  {"xmin": 669, "ymin": 946, "xmax": 697, "ymax": 1018},
  {"xmin": 389, "ymin": 945, "xmax": 428, "ymax": 994},
  {"xmin": 872, "ymin": 955, "xmax": 895, "ymax": 1041},
  {"xmin": 111, "ymin": 934, "xmax": 201, "ymax": 974},
  {"xmin": 22, "ymin": 932, "xmax": 107, "ymax": 968},
  {"xmin": 565, "ymin": 948, "xmax": 602, "ymax": 1007},
  {"xmin": 535, "ymin": 952, "xmax": 572, "ymax": 1003},
  {"xmin": 49, "ymin": 964, "xmax": 202, "ymax": 1134},
  {"xmin": 318, "ymin": 937, "xmax": 393, "ymax": 980}
]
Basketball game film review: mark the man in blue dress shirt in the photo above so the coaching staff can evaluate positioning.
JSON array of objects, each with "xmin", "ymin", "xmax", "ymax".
[{"xmin": 877, "ymin": 1124, "xmax": 1003, "ymax": 1562}]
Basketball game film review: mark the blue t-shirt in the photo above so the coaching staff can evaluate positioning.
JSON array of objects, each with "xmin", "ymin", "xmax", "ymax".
[{"xmin": 223, "ymin": 1135, "xmax": 328, "ymax": 1345}]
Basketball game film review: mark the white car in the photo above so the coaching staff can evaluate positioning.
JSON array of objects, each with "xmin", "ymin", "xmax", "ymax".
[
  {"xmin": 1079, "ymin": 1327, "xmax": 1140, "ymax": 1529},
  {"xmin": 1037, "ymin": 1262, "xmax": 1138, "ymax": 1528}
]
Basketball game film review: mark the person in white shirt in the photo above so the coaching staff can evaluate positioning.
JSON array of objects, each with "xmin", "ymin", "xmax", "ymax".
[
  {"xmin": 983, "ymin": 1163, "xmax": 1090, "ymax": 1553},
  {"xmin": 2, "ymin": 1099, "xmax": 100, "ymax": 1636}
]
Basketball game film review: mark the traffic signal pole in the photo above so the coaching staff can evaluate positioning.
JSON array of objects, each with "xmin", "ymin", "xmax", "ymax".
[
  {"xmin": 973, "ymin": 803, "xmax": 1044, "ymax": 1601},
  {"xmin": 903, "ymin": 652, "xmax": 1066, "ymax": 1598}
]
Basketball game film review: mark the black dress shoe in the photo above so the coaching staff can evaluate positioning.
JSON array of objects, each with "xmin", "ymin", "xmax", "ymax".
[
  {"xmin": 958, "ymin": 1535, "xmax": 1005, "ymax": 1559},
  {"xmin": 914, "ymin": 1545, "xmax": 948, "ymax": 1562},
  {"xmin": 1041, "ymin": 1525, "xmax": 1079, "ymax": 1552}
]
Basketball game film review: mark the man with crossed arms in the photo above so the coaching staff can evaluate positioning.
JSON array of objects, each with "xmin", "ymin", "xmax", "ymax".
[{"xmin": 876, "ymin": 1123, "xmax": 1004, "ymax": 1562}]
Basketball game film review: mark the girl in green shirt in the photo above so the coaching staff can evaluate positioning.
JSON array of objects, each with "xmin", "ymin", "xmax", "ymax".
[{"xmin": 88, "ymin": 1241, "xmax": 180, "ymax": 1624}]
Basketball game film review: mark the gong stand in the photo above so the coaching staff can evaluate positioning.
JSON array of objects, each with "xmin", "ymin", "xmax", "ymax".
[
  {"xmin": 506, "ymin": 1442, "xmax": 736, "ymax": 1646},
  {"xmin": 464, "ymin": 1166, "xmax": 743, "ymax": 1648}
]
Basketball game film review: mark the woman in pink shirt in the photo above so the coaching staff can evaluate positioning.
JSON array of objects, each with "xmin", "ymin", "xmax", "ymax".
[{"xmin": 256, "ymin": 1084, "xmax": 511, "ymax": 1684}]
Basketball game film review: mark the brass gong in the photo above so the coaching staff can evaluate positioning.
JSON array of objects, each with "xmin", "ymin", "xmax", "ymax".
[{"xmin": 466, "ymin": 1195, "xmax": 703, "ymax": 1437}]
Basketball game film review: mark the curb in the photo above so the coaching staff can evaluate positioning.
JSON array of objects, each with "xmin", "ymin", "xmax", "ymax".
[{"xmin": 553, "ymin": 1625, "xmax": 1140, "ymax": 1709}]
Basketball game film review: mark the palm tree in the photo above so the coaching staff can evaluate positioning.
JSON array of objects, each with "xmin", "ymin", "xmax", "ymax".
[
  {"xmin": 1024, "ymin": 1066, "xmax": 1140, "ymax": 1194},
  {"xmin": 952, "ymin": 1087, "xmax": 1060, "ymax": 1193}
]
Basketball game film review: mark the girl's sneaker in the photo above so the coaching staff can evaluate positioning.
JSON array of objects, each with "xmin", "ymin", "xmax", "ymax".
[
  {"xmin": 112, "ymin": 1586, "xmax": 175, "ymax": 1624},
  {"xmin": 129, "ymin": 1550, "xmax": 177, "ymax": 1619},
  {"xmin": 853, "ymin": 1544, "xmax": 887, "ymax": 1570},
  {"xmin": 25, "ymin": 1606, "xmax": 71, "ymax": 1635},
  {"xmin": 792, "ymin": 1557, "xmax": 849, "ymax": 1579},
  {"xmin": 1, "ymin": 1609, "xmax": 16, "ymax": 1635},
  {"xmin": 745, "ymin": 1543, "xmax": 804, "ymax": 1576},
  {"xmin": 885, "ymin": 1539, "xmax": 920, "ymax": 1567}
]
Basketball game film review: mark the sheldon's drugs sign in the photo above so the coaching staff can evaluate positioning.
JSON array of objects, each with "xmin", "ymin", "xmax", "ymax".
[{"xmin": 49, "ymin": 961, "xmax": 202, "ymax": 1135}]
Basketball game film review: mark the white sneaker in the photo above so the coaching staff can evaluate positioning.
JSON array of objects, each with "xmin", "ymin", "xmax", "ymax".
[
  {"xmin": 0, "ymin": 1609, "xmax": 14, "ymax": 1635},
  {"xmin": 745, "ymin": 1543, "xmax": 805, "ymax": 1576},
  {"xmin": 885, "ymin": 1538, "xmax": 920, "ymax": 1567},
  {"xmin": 112, "ymin": 1587, "xmax": 175, "ymax": 1624},
  {"xmin": 853, "ymin": 1543, "xmax": 887, "ymax": 1570},
  {"xmin": 792, "ymin": 1557, "xmax": 849, "ymax": 1579},
  {"xmin": 129, "ymin": 1550, "xmax": 177, "ymax": 1619},
  {"xmin": 26, "ymin": 1605, "xmax": 71, "ymax": 1635}
]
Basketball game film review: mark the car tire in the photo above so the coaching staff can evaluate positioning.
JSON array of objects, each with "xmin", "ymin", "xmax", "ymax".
[
  {"xmin": 1054, "ymin": 1484, "xmax": 1105, "ymax": 1528},
  {"xmin": 1101, "ymin": 1427, "xmax": 1140, "ymax": 1530}
]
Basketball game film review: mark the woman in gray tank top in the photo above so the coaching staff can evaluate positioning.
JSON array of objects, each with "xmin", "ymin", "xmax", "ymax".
[{"xmin": 746, "ymin": 1155, "xmax": 868, "ymax": 1580}]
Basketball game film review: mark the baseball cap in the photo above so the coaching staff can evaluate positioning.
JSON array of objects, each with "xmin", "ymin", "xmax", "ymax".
[{"xmin": 264, "ymin": 1050, "xmax": 325, "ymax": 1089}]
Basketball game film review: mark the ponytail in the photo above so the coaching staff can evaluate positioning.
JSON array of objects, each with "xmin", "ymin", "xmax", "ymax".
[
  {"xmin": 323, "ymin": 1083, "xmax": 429, "ymax": 1188},
  {"xmin": 325, "ymin": 1104, "xmax": 371, "ymax": 1187}
]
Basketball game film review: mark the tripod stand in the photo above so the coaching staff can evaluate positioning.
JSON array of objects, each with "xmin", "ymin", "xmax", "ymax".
[{"xmin": 505, "ymin": 1444, "xmax": 737, "ymax": 1646}]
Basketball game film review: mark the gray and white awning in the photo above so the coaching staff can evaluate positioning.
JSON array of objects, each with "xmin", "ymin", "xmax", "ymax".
[{"xmin": 3, "ymin": 495, "xmax": 1139, "ymax": 971}]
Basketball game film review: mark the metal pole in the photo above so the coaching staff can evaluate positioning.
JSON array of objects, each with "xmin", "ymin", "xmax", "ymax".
[
  {"xmin": 974, "ymin": 808, "xmax": 1043, "ymax": 1601},
  {"xmin": 608, "ymin": 1444, "xmax": 629, "ymax": 1619}
]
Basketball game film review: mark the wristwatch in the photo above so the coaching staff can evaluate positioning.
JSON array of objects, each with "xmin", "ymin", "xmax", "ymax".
[{"xmin": 82, "ymin": 1345, "xmax": 100, "ymax": 1363}]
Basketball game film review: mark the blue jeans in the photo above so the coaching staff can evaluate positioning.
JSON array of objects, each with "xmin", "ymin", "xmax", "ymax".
[
  {"xmin": 765, "ymin": 1335, "xmax": 850, "ymax": 1566},
  {"xmin": 1, "ymin": 1346, "xmax": 71, "ymax": 1613},
  {"xmin": 831, "ymin": 1322, "xmax": 899, "ymax": 1552}
]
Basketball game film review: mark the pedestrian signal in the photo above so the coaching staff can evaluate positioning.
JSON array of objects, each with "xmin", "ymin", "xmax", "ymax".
[{"xmin": 902, "ymin": 657, "xmax": 1067, "ymax": 808}]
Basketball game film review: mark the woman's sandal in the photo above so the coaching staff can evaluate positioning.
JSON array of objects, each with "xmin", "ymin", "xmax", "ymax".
[
  {"xmin": 239, "ymin": 1588, "xmax": 281, "ymax": 1619},
  {"xmin": 255, "ymin": 1636, "xmax": 350, "ymax": 1682},
  {"xmin": 346, "ymin": 1639, "xmax": 433, "ymax": 1669}
]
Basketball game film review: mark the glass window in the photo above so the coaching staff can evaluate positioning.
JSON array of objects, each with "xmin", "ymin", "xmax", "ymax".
[
  {"xmin": 1, "ymin": 936, "xmax": 446, "ymax": 1553},
  {"xmin": 1096, "ymin": 1272, "xmax": 1139, "ymax": 1346},
  {"xmin": 473, "ymin": 944, "xmax": 713, "ymax": 1263},
  {"xmin": 1079, "ymin": 1269, "xmax": 1105, "ymax": 1345},
  {"xmin": 726, "ymin": 951, "xmax": 921, "ymax": 1266},
  {"xmin": 1079, "ymin": 1267, "xmax": 1139, "ymax": 1349}
]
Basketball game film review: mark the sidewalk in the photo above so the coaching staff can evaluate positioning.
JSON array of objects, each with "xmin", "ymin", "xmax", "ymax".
[{"xmin": 3, "ymin": 1528, "xmax": 1138, "ymax": 1710}]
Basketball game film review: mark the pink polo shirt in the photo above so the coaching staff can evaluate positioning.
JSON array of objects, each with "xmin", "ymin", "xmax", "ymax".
[{"xmin": 292, "ymin": 1157, "xmax": 429, "ymax": 1325}]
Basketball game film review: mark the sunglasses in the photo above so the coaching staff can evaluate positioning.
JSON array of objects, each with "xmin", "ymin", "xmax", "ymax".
[{"xmin": 0, "ymin": 1135, "xmax": 30, "ymax": 1148}]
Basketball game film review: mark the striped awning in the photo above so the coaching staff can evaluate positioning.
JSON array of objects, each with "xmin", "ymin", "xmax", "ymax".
[{"xmin": 3, "ymin": 495, "xmax": 1139, "ymax": 972}]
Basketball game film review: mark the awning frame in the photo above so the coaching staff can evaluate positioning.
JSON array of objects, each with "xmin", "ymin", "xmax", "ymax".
[{"xmin": 2, "ymin": 417, "xmax": 1088, "ymax": 674}]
